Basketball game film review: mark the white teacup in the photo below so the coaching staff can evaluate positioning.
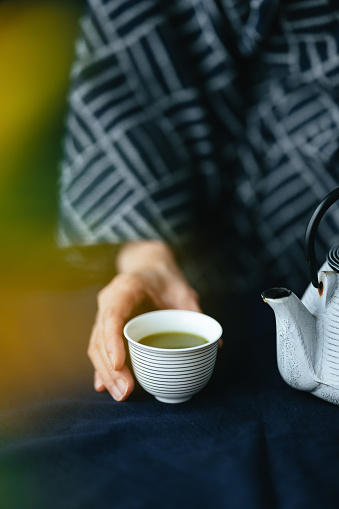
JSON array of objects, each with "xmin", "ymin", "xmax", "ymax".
[{"xmin": 124, "ymin": 309, "xmax": 222, "ymax": 404}]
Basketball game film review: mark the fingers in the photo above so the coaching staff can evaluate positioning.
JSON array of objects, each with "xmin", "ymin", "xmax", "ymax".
[
  {"xmin": 89, "ymin": 324, "xmax": 135, "ymax": 401},
  {"xmin": 97, "ymin": 274, "xmax": 146, "ymax": 371},
  {"xmin": 173, "ymin": 286, "xmax": 202, "ymax": 313},
  {"xmin": 102, "ymin": 311, "xmax": 126, "ymax": 372},
  {"xmin": 88, "ymin": 274, "xmax": 147, "ymax": 401},
  {"xmin": 155, "ymin": 278, "xmax": 202, "ymax": 313},
  {"xmin": 94, "ymin": 366, "xmax": 134, "ymax": 402},
  {"xmin": 94, "ymin": 371, "xmax": 106, "ymax": 392}
]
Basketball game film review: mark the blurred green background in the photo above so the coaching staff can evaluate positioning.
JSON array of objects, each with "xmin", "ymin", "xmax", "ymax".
[
  {"xmin": 0, "ymin": 0, "xmax": 108, "ymax": 410},
  {"xmin": 1, "ymin": 0, "xmax": 82, "ymax": 280}
]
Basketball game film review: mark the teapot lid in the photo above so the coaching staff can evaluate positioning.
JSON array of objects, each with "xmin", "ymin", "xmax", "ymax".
[{"xmin": 327, "ymin": 244, "xmax": 339, "ymax": 273}]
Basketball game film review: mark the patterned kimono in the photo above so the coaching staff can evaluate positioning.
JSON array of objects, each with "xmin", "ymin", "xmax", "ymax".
[{"xmin": 59, "ymin": 0, "xmax": 339, "ymax": 297}]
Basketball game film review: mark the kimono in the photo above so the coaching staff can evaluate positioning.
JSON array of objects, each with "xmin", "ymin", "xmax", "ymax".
[{"xmin": 59, "ymin": 0, "xmax": 339, "ymax": 296}]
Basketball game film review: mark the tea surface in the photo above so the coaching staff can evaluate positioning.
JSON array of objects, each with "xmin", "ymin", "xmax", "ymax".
[{"xmin": 138, "ymin": 331, "xmax": 208, "ymax": 349}]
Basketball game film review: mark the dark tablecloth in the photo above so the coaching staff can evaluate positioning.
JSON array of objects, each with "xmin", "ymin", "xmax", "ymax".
[{"xmin": 1, "ymin": 291, "xmax": 339, "ymax": 509}]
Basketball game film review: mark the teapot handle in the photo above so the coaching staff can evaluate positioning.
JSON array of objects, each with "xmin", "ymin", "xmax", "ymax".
[{"xmin": 305, "ymin": 187, "xmax": 339, "ymax": 288}]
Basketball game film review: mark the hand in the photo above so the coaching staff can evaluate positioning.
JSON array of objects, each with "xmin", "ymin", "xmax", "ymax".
[{"xmin": 87, "ymin": 241, "xmax": 202, "ymax": 401}]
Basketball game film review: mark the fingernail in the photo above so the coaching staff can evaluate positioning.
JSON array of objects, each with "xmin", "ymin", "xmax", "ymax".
[
  {"xmin": 94, "ymin": 380, "xmax": 105, "ymax": 392},
  {"xmin": 109, "ymin": 353, "xmax": 116, "ymax": 370},
  {"xmin": 111, "ymin": 378, "xmax": 128, "ymax": 401}
]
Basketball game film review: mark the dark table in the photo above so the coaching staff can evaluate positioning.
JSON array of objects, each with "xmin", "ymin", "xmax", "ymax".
[{"xmin": 1, "ymin": 287, "xmax": 339, "ymax": 509}]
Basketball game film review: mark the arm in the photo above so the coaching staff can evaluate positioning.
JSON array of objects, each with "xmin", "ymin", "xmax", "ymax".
[{"xmin": 87, "ymin": 240, "xmax": 201, "ymax": 401}]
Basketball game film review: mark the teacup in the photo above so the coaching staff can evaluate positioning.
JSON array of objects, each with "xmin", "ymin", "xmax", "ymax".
[{"xmin": 124, "ymin": 309, "xmax": 222, "ymax": 404}]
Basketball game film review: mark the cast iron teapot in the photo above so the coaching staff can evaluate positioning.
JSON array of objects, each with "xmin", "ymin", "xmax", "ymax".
[{"xmin": 262, "ymin": 187, "xmax": 339, "ymax": 405}]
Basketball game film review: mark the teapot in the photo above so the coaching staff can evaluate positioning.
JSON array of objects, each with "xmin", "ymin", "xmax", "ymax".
[{"xmin": 262, "ymin": 187, "xmax": 339, "ymax": 405}]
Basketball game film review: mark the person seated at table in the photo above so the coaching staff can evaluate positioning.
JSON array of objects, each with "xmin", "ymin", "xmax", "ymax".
[{"xmin": 58, "ymin": 0, "xmax": 339, "ymax": 401}]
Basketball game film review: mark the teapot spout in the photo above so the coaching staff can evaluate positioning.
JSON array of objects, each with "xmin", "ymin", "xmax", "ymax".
[{"xmin": 262, "ymin": 288, "xmax": 319, "ymax": 392}]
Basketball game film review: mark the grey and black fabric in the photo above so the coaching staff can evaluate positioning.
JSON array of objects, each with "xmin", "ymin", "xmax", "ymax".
[{"xmin": 59, "ymin": 0, "xmax": 339, "ymax": 296}]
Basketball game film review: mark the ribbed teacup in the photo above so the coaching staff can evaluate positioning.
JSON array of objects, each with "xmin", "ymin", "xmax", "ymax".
[{"xmin": 124, "ymin": 310, "xmax": 222, "ymax": 404}]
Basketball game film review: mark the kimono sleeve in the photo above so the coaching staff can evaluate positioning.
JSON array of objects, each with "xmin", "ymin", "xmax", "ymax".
[{"xmin": 58, "ymin": 0, "xmax": 206, "ymax": 250}]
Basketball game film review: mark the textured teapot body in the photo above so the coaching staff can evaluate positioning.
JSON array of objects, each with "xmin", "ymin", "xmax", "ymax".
[
  {"xmin": 263, "ymin": 262, "xmax": 339, "ymax": 405},
  {"xmin": 302, "ymin": 263, "xmax": 339, "ymax": 401},
  {"xmin": 262, "ymin": 187, "xmax": 339, "ymax": 405}
]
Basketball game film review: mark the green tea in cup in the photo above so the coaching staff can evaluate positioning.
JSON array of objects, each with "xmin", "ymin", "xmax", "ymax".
[{"xmin": 138, "ymin": 331, "xmax": 208, "ymax": 349}]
